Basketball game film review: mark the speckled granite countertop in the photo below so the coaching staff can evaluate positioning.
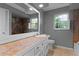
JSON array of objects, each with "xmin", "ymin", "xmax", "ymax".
[{"xmin": 0, "ymin": 35, "xmax": 48, "ymax": 56}]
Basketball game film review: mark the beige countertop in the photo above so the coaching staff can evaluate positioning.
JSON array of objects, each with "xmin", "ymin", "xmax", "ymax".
[{"xmin": 0, "ymin": 34, "xmax": 48, "ymax": 56}]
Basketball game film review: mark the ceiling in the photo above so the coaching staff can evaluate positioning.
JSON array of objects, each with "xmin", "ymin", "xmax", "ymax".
[
  {"xmin": 6, "ymin": 3, "xmax": 71, "ymax": 15},
  {"xmin": 16, "ymin": 3, "xmax": 38, "ymax": 15},
  {"xmin": 6, "ymin": 3, "xmax": 37, "ymax": 15},
  {"xmin": 16, "ymin": 3, "xmax": 37, "ymax": 14},
  {"xmin": 32, "ymin": 3, "xmax": 71, "ymax": 11}
]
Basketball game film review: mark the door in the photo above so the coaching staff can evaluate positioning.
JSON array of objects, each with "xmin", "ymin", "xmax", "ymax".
[
  {"xmin": 73, "ymin": 9, "xmax": 79, "ymax": 55},
  {"xmin": 73, "ymin": 9, "xmax": 79, "ymax": 43}
]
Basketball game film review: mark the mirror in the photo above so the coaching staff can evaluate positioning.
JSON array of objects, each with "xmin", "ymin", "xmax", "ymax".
[
  {"xmin": 0, "ymin": 3, "xmax": 40, "ymax": 44},
  {"xmin": 11, "ymin": 3, "xmax": 39, "ymax": 35}
]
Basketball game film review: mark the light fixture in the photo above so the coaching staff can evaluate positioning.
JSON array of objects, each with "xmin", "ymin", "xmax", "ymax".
[
  {"xmin": 29, "ymin": 8, "xmax": 33, "ymax": 11},
  {"xmin": 39, "ymin": 4, "xmax": 44, "ymax": 8}
]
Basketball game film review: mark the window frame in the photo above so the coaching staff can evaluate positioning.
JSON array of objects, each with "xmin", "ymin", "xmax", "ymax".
[
  {"xmin": 28, "ymin": 18, "xmax": 38, "ymax": 30},
  {"xmin": 53, "ymin": 13, "xmax": 70, "ymax": 30}
]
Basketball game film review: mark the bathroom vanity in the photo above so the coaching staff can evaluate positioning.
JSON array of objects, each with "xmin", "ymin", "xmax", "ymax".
[{"xmin": 0, "ymin": 34, "xmax": 49, "ymax": 56}]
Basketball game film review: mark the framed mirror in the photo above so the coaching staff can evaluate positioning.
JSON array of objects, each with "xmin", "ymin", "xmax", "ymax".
[{"xmin": 0, "ymin": 3, "xmax": 40, "ymax": 44}]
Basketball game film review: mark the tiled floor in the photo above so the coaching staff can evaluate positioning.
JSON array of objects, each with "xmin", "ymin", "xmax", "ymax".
[{"xmin": 48, "ymin": 47, "xmax": 74, "ymax": 56}]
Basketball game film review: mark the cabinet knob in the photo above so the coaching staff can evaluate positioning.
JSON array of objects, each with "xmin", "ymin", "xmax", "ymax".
[{"xmin": 37, "ymin": 47, "xmax": 39, "ymax": 49}]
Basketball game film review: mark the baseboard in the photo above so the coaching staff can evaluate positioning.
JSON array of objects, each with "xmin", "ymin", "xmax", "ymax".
[{"xmin": 56, "ymin": 45, "xmax": 73, "ymax": 50}]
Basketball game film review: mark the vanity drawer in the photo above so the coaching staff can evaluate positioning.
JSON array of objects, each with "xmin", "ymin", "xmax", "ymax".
[{"xmin": 35, "ymin": 43, "xmax": 42, "ymax": 55}]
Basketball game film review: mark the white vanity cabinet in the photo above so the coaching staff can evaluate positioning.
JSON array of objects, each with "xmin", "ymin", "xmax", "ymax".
[
  {"xmin": 35, "ymin": 40, "xmax": 49, "ymax": 56},
  {"xmin": 23, "ymin": 40, "xmax": 48, "ymax": 56},
  {"xmin": 35, "ymin": 43, "xmax": 43, "ymax": 56},
  {"xmin": 42, "ymin": 40, "xmax": 49, "ymax": 56}
]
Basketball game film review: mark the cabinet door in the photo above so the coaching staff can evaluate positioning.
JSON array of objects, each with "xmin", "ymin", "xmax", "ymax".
[
  {"xmin": 24, "ymin": 48, "xmax": 35, "ymax": 56},
  {"xmin": 35, "ymin": 43, "xmax": 42, "ymax": 55},
  {"xmin": 35, "ymin": 50, "xmax": 43, "ymax": 56},
  {"xmin": 43, "ymin": 40, "xmax": 48, "ymax": 56}
]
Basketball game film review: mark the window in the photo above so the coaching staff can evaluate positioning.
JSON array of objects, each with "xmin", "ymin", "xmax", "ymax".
[
  {"xmin": 28, "ymin": 18, "xmax": 38, "ymax": 30},
  {"xmin": 54, "ymin": 14, "xmax": 70, "ymax": 30}
]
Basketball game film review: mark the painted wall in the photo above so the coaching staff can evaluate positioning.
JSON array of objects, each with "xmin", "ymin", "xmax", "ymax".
[
  {"xmin": 43, "ymin": 6, "xmax": 73, "ymax": 48},
  {"xmin": 0, "ymin": 7, "xmax": 9, "ymax": 35}
]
